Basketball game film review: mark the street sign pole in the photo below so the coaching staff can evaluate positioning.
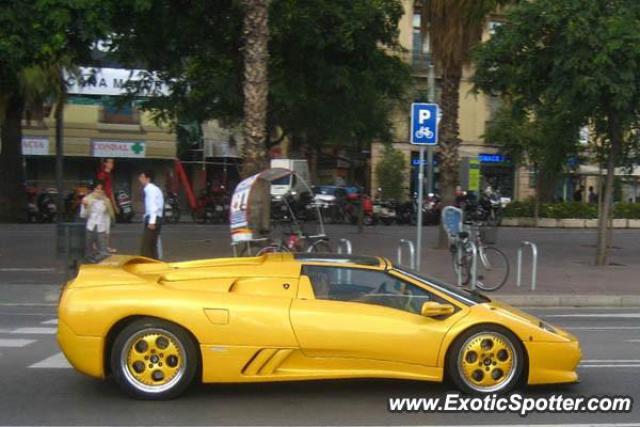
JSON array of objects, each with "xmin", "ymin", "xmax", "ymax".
[
  {"xmin": 411, "ymin": 102, "xmax": 438, "ymax": 272},
  {"xmin": 416, "ymin": 146, "xmax": 425, "ymax": 271},
  {"xmin": 427, "ymin": 64, "xmax": 436, "ymax": 195}
]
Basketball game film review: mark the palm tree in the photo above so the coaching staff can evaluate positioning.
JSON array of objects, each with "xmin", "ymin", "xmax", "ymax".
[
  {"xmin": 240, "ymin": 0, "xmax": 270, "ymax": 177},
  {"xmin": 420, "ymin": 0, "xmax": 509, "ymax": 246}
]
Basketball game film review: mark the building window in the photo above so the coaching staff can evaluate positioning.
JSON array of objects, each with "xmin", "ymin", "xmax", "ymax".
[
  {"xmin": 100, "ymin": 100, "xmax": 140, "ymax": 125},
  {"xmin": 488, "ymin": 21, "xmax": 504, "ymax": 36}
]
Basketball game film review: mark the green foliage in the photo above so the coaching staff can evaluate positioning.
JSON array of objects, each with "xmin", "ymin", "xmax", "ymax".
[
  {"xmin": 613, "ymin": 203, "xmax": 640, "ymax": 219},
  {"xmin": 504, "ymin": 200, "xmax": 640, "ymax": 219},
  {"xmin": 375, "ymin": 144, "xmax": 406, "ymax": 200},
  {"xmin": 109, "ymin": 0, "xmax": 411, "ymax": 149}
]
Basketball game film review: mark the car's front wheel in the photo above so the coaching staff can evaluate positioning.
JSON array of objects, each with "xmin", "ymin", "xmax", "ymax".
[
  {"xmin": 110, "ymin": 318, "xmax": 198, "ymax": 399},
  {"xmin": 447, "ymin": 325, "xmax": 524, "ymax": 395}
]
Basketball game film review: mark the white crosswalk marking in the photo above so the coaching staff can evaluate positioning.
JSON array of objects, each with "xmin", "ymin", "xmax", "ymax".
[
  {"xmin": 29, "ymin": 352, "xmax": 71, "ymax": 369},
  {"xmin": 40, "ymin": 319, "xmax": 58, "ymax": 325},
  {"xmin": 0, "ymin": 339, "xmax": 36, "ymax": 348},
  {"xmin": 10, "ymin": 327, "xmax": 56, "ymax": 335}
]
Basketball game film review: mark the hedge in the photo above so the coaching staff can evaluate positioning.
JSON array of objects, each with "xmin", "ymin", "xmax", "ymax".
[{"xmin": 503, "ymin": 200, "xmax": 640, "ymax": 219}]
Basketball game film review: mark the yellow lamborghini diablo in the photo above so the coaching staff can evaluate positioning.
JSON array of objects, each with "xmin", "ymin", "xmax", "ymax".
[{"xmin": 57, "ymin": 253, "xmax": 581, "ymax": 399}]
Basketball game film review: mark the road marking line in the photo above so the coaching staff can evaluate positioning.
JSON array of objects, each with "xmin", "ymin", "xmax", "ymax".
[
  {"xmin": 582, "ymin": 359, "xmax": 640, "ymax": 362},
  {"xmin": 0, "ymin": 303, "xmax": 57, "ymax": 307},
  {"xmin": 0, "ymin": 339, "xmax": 36, "ymax": 348},
  {"xmin": 627, "ymin": 339, "xmax": 640, "ymax": 343},
  {"xmin": 29, "ymin": 352, "xmax": 71, "ymax": 369},
  {"xmin": 565, "ymin": 326, "xmax": 640, "ymax": 330},
  {"xmin": 547, "ymin": 313, "xmax": 640, "ymax": 318},
  {"xmin": 580, "ymin": 364, "xmax": 640, "ymax": 368},
  {"xmin": 10, "ymin": 327, "xmax": 56, "ymax": 335},
  {"xmin": 0, "ymin": 268, "xmax": 56, "ymax": 272},
  {"xmin": 40, "ymin": 319, "xmax": 58, "ymax": 325}
]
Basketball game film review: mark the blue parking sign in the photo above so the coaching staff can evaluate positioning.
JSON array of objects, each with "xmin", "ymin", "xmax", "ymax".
[{"xmin": 411, "ymin": 103, "xmax": 439, "ymax": 145}]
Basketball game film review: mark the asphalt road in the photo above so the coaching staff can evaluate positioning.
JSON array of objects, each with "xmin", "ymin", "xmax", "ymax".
[{"xmin": 0, "ymin": 305, "xmax": 638, "ymax": 426}]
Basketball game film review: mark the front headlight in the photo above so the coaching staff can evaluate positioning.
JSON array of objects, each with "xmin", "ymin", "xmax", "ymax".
[{"xmin": 539, "ymin": 321, "xmax": 558, "ymax": 334}]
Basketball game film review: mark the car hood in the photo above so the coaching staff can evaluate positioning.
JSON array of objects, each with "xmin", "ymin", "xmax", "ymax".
[{"xmin": 480, "ymin": 300, "xmax": 578, "ymax": 342}]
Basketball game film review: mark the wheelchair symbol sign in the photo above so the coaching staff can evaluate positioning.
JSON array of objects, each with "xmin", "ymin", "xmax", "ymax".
[{"xmin": 411, "ymin": 103, "xmax": 439, "ymax": 145}]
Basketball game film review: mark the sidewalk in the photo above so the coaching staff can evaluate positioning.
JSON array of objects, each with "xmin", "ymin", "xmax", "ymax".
[{"xmin": 1, "ymin": 223, "xmax": 639, "ymax": 307}]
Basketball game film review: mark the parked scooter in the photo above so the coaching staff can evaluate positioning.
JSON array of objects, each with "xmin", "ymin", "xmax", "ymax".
[
  {"xmin": 115, "ymin": 190, "xmax": 134, "ymax": 223},
  {"xmin": 163, "ymin": 192, "xmax": 181, "ymax": 224}
]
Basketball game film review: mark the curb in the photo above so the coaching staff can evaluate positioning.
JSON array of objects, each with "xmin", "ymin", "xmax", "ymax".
[{"xmin": 497, "ymin": 294, "xmax": 640, "ymax": 307}]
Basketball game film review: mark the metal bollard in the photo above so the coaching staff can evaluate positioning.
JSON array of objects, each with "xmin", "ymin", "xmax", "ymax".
[
  {"xmin": 516, "ymin": 241, "xmax": 538, "ymax": 291},
  {"xmin": 468, "ymin": 241, "xmax": 478, "ymax": 290},
  {"xmin": 396, "ymin": 239, "xmax": 416, "ymax": 270},
  {"xmin": 337, "ymin": 238, "xmax": 352, "ymax": 254}
]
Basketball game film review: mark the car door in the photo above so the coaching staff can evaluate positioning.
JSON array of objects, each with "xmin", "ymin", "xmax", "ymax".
[{"xmin": 289, "ymin": 265, "xmax": 462, "ymax": 367}]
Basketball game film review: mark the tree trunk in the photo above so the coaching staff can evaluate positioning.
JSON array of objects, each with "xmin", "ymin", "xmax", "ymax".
[
  {"xmin": 436, "ymin": 72, "xmax": 462, "ymax": 249},
  {"xmin": 0, "ymin": 94, "xmax": 26, "ymax": 222},
  {"xmin": 596, "ymin": 119, "xmax": 622, "ymax": 266},
  {"xmin": 240, "ymin": 0, "xmax": 269, "ymax": 178}
]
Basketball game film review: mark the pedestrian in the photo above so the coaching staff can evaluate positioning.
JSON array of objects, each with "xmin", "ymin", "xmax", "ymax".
[
  {"xmin": 97, "ymin": 158, "xmax": 119, "ymax": 253},
  {"xmin": 573, "ymin": 186, "xmax": 584, "ymax": 202},
  {"xmin": 139, "ymin": 169, "xmax": 164, "ymax": 259},
  {"xmin": 80, "ymin": 180, "xmax": 115, "ymax": 263},
  {"xmin": 588, "ymin": 186, "xmax": 598, "ymax": 204}
]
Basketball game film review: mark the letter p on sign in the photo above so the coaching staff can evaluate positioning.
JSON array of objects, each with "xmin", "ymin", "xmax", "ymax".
[{"xmin": 419, "ymin": 109, "xmax": 431, "ymax": 123}]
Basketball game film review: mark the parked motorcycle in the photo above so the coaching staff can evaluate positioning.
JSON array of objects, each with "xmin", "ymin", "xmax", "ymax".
[
  {"xmin": 36, "ymin": 188, "xmax": 58, "ymax": 223},
  {"xmin": 163, "ymin": 192, "xmax": 181, "ymax": 224},
  {"xmin": 25, "ymin": 184, "xmax": 39, "ymax": 223},
  {"xmin": 115, "ymin": 190, "xmax": 134, "ymax": 223}
]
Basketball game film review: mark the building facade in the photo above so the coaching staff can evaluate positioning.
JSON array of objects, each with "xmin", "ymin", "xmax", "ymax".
[
  {"xmin": 22, "ymin": 67, "xmax": 177, "ymax": 215},
  {"xmin": 370, "ymin": 1, "xmax": 530, "ymax": 201}
]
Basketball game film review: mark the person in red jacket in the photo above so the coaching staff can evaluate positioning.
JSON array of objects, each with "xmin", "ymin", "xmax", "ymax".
[{"xmin": 96, "ymin": 158, "xmax": 119, "ymax": 253}]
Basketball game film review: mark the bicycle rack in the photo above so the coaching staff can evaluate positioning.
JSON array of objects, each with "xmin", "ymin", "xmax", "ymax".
[
  {"xmin": 337, "ymin": 238, "xmax": 352, "ymax": 255},
  {"xmin": 396, "ymin": 239, "xmax": 416, "ymax": 270},
  {"xmin": 455, "ymin": 240, "xmax": 478, "ymax": 290},
  {"xmin": 516, "ymin": 241, "xmax": 538, "ymax": 291},
  {"xmin": 468, "ymin": 241, "xmax": 478, "ymax": 290}
]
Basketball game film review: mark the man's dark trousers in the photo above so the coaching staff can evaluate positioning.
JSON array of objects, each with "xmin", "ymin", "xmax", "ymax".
[{"xmin": 141, "ymin": 217, "xmax": 162, "ymax": 259}]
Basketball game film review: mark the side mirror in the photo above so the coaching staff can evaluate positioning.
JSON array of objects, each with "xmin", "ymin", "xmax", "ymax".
[{"xmin": 421, "ymin": 301, "xmax": 455, "ymax": 317}]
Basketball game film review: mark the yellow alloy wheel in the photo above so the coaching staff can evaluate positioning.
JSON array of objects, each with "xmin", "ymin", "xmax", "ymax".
[
  {"xmin": 457, "ymin": 331, "xmax": 517, "ymax": 393},
  {"xmin": 120, "ymin": 328, "xmax": 187, "ymax": 394}
]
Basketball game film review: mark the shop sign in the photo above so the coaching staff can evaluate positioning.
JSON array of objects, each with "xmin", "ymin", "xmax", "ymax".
[
  {"xmin": 65, "ymin": 67, "xmax": 170, "ymax": 97},
  {"xmin": 22, "ymin": 137, "xmax": 50, "ymax": 156},
  {"xmin": 91, "ymin": 140, "xmax": 146, "ymax": 158},
  {"xmin": 468, "ymin": 158, "xmax": 481, "ymax": 192},
  {"xmin": 479, "ymin": 153, "xmax": 507, "ymax": 164}
]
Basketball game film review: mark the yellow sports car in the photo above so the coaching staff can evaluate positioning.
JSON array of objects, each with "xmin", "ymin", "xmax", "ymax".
[{"xmin": 57, "ymin": 253, "xmax": 581, "ymax": 399}]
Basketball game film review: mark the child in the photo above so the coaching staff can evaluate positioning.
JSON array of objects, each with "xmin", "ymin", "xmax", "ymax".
[{"xmin": 80, "ymin": 180, "xmax": 115, "ymax": 263}]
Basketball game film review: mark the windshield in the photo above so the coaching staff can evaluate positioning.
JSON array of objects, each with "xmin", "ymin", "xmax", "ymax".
[
  {"xmin": 314, "ymin": 186, "xmax": 337, "ymax": 195},
  {"xmin": 272, "ymin": 175, "xmax": 291, "ymax": 186},
  {"xmin": 391, "ymin": 265, "xmax": 490, "ymax": 305}
]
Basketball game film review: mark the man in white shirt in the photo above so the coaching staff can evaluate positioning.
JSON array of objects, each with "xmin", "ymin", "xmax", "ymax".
[
  {"xmin": 138, "ymin": 170, "xmax": 164, "ymax": 259},
  {"xmin": 80, "ymin": 180, "xmax": 115, "ymax": 263}
]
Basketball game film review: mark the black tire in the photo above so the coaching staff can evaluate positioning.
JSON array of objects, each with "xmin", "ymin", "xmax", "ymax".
[
  {"xmin": 447, "ymin": 325, "xmax": 524, "ymax": 395},
  {"xmin": 110, "ymin": 318, "xmax": 198, "ymax": 400},
  {"xmin": 475, "ymin": 246, "xmax": 509, "ymax": 292}
]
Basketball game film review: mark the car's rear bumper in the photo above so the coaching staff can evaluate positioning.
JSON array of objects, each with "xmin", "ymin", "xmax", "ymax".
[
  {"xmin": 525, "ymin": 339, "xmax": 582, "ymax": 385},
  {"xmin": 57, "ymin": 319, "xmax": 105, "ymax": 379}
]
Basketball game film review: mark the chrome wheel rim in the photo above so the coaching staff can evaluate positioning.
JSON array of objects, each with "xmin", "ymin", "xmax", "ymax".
[
  {"xmin": 457, "ymin": 331, "xmax": 517, "ymax": 393},
  {"xmin": 120, "ymin": 328, "xmax": 187, "ymax": 394}
]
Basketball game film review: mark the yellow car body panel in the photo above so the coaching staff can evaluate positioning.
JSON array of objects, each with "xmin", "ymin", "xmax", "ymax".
[{"xmin": 57, "ymin": 253, "xmax": 580, "ymax": 387}]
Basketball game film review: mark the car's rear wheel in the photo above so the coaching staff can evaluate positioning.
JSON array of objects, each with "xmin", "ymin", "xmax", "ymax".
[
  {"xmin": 111, "ymin": 318, "xmax": 198, "ymax": 399},
  {"xmin": 447, "ymin": 325, "xmax": 524, "ymax": 395}
]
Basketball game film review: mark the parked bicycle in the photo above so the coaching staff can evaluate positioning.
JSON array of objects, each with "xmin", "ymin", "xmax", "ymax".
[{"xmin": 450, "ymin": 222, "xmax": 509, "ymax": 291}]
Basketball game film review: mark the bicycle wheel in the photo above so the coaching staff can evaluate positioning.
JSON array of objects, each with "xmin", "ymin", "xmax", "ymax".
[
  {"xmin": 475, "ymin": 246, "xmax": 509, "ymax": 291},
  {"xmin": 257, "ymin": 245, "xmax": 289, "ymax": 255},
  {"xmin": 451, "ymin": 244, "xmax": 471, "ymax": 286},
  {"xmin": 308, "ymin": 239, "xmax": 332, "ymax": 253}
]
